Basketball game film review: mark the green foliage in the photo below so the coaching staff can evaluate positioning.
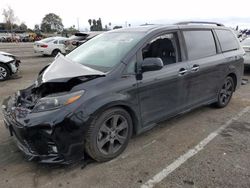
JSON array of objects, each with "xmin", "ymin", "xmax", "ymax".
[
  {"xmin": 88, "ymin": 18, "xmax": 104, "ymax": 31},
  {"xmin": 19, "ymin": 23, "xmax": 28, "ymax": 31},
  {"xmin": 63, "ymin": 25, "xmax": 79, "ymax": 36},
  {"xmin": 41, "ymin": 13, "xmax": 64, "ymax": 33},
  {"xmin": 34, "ymin": 24, "xmax": 40, "ymax": 31}
]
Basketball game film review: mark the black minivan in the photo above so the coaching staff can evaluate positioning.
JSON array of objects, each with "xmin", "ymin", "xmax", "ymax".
[{"xmin": 2, "ymin": 22, "xmax": 244, "ymax": 164}]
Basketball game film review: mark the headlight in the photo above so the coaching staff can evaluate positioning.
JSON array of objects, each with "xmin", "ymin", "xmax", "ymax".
[{"xmin": 32, "ymin": 90, "xmax": 84, "ymax": 112}]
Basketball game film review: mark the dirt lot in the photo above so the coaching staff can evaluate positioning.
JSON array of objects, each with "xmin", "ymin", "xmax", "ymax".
[{"xmin": 0, "ymin": 43, "xmax": 250, "ymax": 188}]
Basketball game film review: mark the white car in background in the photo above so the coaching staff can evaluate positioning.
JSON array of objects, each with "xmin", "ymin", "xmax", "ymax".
[
  {"xmin": 241, "ymin": 37, "xmax": 250, "ymax": 68},
  {"xmin": 33, "ymin": 37, "xmax": 68, "ymax": 56}
]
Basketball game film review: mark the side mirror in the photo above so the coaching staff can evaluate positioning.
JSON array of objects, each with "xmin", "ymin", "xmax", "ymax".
[{"xmin": 141, "ymin": 58, "xmax": 163, "ymax": 73}]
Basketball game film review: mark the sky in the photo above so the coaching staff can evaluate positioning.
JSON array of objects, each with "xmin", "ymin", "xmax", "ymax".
[{"xmin": 1, "ymin": 0, "xmax": 250, "ymax": 30}]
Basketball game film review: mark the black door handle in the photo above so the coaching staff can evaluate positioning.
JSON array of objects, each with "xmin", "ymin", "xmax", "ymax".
[
  {"xmin": 179, "ymin": 68, "xmax": 188, "ymax": 76},
  {"xmin": 191, "ymin": 64, "xmax": 200, "ymax": 72}
]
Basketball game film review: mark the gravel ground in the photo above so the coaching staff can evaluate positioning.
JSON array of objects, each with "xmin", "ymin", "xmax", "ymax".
[{"xmin": 0, "ymin": 43, "xmax": 250, "ymax": 188}]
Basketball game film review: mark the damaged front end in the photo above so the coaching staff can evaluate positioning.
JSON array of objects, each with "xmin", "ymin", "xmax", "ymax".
[
  {"xmin": 2, "ymin": 81, "xmax": 85, "ymax": 164},
  {"xmin": 2, "ymin": 55, "xmax": 105, "ymax": 164}
]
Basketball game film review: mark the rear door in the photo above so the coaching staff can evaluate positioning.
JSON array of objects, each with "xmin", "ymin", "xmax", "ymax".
[
  {"xmin": 181, "ymin": 29, "xmax": 226, "ymax": 107},
  {"xmin": 215, "ymin": 29, "xmax": 244, "ymax": 86}
]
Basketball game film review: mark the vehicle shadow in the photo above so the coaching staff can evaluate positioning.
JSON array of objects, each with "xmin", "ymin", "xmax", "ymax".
[{"xmin": 1, "ymin": 102, "xmax": 246, "ymax": 188}]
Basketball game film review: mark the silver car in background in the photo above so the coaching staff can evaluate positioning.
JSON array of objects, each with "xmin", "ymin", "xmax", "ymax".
[{"xmin": 0, "ymin": 51, "xmax": 20, "ymax": 81}]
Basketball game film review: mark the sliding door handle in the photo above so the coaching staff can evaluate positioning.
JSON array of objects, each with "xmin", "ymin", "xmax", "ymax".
[
  {"xmin": 179, "ymin": 68, "xmax": 188, "ymax": 76},
  {"xmin": 191, "ymin": 64, "xmax": 200, "ymax": 72}
]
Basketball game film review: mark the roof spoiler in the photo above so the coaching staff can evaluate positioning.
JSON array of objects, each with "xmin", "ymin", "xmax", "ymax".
[{"xmin": 175, "ymin": 21, "xmax": 224, "ymax": 27}]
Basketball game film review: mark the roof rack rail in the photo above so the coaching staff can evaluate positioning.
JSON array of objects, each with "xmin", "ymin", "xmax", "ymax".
[{"xmin": 175, "ymin": 21, "xmax": 224, "ymax": 27}]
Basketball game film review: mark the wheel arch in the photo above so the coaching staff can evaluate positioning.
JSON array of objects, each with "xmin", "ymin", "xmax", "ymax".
[
  {"xmin": 51, "ymin": 48, "xmax": 61, "ymax": 55},
  {"xmin": 227, "ymin": 72, "xmax": 237, "ymax": 91},
  {"xmin": 90, "ymin": 102, "xmax": 140, "ymax": 136}
]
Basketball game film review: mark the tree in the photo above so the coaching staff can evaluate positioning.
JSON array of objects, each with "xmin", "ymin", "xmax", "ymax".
[
  {"xmin": 107, "ymin": 22, "xmax": 112, "ymax": 30},
  {"xmin": 19, "ymin": 22, "xmax": 28, "ymax": 31},
  {"xmin": 2, "ymin": 6, "xmax": 17, "ymax": 30},
  {"xmin": 34, "ymin": 24, "xmax": 40, "ymax": 31},
  {"xmin": 88, "ymin": 19, "xmax": 92, "ymax": 26},
  {"xmin": 34, "ymin": 24, "xmax": 40, "ymax": 34},
  {"xmin": 88, "ymin": 18, "xmax": 104, "ymax": 31},
  {"xmin": 63, "ymin": 25, "xmax": 79, "ymax": 36},
  {"xmin": 104, "ymin": 25, "xmax": 108, "ymax": 31},
  {"xmin": 41, "ymin": 13, "xmax": 64, "ymax": 33},
  {"xmin": 96, "ymin": 18, "xmax": 103, "ymax": 31}
]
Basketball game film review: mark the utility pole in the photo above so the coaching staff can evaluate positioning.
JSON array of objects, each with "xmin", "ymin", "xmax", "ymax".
[{"xmin": 77, "ymin": 18, "xmax": 80, "ymax": 31}]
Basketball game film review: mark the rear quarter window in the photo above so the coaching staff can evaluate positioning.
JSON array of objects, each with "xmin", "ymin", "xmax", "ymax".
[
  {"xmin": 59, "ymin": 40, "xmax": 66, "ymax": 44},
  {"xmin": 183, "ymin": 30, "xmax": 217, "ymax": 60},
  {"xmin": 215, "ymin": 29, "xmax": 239, "ymax": 52}
]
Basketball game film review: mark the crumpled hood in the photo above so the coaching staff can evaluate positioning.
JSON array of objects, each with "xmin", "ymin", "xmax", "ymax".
[
  {"xmin": 0, "ymin": 53, "xmax": 14, "ymax": 63},
  {"xmin": 40, "ymin": 54, "xmax": 105, "ymax": 83},
  {"xmin": 0, "ymin": 51, "xmax": 14, "ymax": 57}
]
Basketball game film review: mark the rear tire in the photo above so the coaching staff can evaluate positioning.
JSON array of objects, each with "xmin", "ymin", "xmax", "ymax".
[
  {"xmin": 85, "ymin": 107, "xmax": 132, "ymax": 162},
  {"xmin": 214, "ymin": 76, "xmax": 234, "ymax": 108},
  {"xmin": 51, "ymin": 49, "xmax": 60, "ymax": 57},
  {"xmin": 0, "ymin": 64, "xmax": 10, "ymax": 81}
]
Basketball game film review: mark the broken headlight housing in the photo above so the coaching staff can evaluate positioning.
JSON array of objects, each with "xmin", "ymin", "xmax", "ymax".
[{"xmin": 32, "ymin": 90, "xmax": 84, "ymax": 112}]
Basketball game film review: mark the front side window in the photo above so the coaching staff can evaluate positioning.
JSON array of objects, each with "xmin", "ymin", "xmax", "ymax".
[
  {"xmin": 67, "ymin": 32, "xmax": 144, "ymax": 72},
  {"xmin": 142, "ymin": 33, "xmax": 180, "ymax": 66},
  {"xmin": 215, "ymin": 29, "xmax": 239, "ymax": 52},
  {"xmin": 183, "ymin": 30, "xmax": 217, "ymax": 60}
]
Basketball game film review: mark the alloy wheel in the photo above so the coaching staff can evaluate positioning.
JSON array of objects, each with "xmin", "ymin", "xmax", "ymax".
[
  {"xmin": 97, "ymin": 114, "xmax": 128, "ymax": 155},
  {"xmin": 219, "ymin": 78, "xmax": 233, "ymax": 105},
  {"xmin": 0, "ymin": 66, "xmax": 7, "ymax": 80}
]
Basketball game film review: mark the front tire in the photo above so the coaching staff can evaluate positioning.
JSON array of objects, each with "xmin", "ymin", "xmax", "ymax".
[
  {"xmin": 0, "ymin": 64, "xmax": 10, "ymax": 81},
  {"xmin": 85, "ymin": 107, "xmax": 132, "ymax": 162},
  {"xmin": 215, "ymin": 76, "xmax": 234, "ymax": 108}
]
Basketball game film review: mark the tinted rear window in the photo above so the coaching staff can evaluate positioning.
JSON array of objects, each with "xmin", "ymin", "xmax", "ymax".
[
  {"xmin": 183, "ymin": 30, "xmax": 217, "ymax": 60},
  {"xmin": 41, "ymin": 38, "xmax": 54, "ymax": 43},
  {"xmin": 215, "ymin": 29, "xmax": 239, "ymax": 52}
]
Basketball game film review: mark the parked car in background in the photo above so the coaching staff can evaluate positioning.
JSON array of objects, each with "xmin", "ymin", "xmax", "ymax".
[
  {"xmin": 65, "ymin": 32, "xmax": 103, "ymax": 53},
  {"xmin": 2, "ymin": 22, "xmax": 244, "ymax": 164},
  {"xmin": 241, "ymin": 37, "xmax": 250, "ymax": 68},
  {"xmin": 0, "ymin": 51, "xmax": 20, "ymax": 81},
  {"xmin": 0, "ymin": 33, "xmax": 12, "ymax": 42},
  {"xmin": 19, "ymin": 33, "xmax": 32, "ymax": 42},
  {"xmin": 34, "ymin": 37, "xmax": 68, "ymax": 56}
]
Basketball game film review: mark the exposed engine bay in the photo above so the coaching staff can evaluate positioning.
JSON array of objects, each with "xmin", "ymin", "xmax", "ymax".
[{"xmin": 16, "ymin": 75, "xmax": 102, "ymax": 111}]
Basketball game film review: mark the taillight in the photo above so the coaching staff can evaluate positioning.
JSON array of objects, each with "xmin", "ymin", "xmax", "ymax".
[{"xmin": 40, "ymin": 44, "xmax": 48, "ymax": 48}]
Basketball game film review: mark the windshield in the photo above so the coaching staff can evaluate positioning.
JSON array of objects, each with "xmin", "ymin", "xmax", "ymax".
[
  {"xmin": 66, "ymin": 32, "xmax": 144, "ymax": 72},
  {"xmin": 241, "ymin": 38, "xmax": 250, "ymax": 46}
]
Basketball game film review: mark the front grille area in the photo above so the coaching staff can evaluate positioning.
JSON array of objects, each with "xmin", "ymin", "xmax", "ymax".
[{"xmin": 10, "ymin": 122, "xmax": 55, "ymax": 156}]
